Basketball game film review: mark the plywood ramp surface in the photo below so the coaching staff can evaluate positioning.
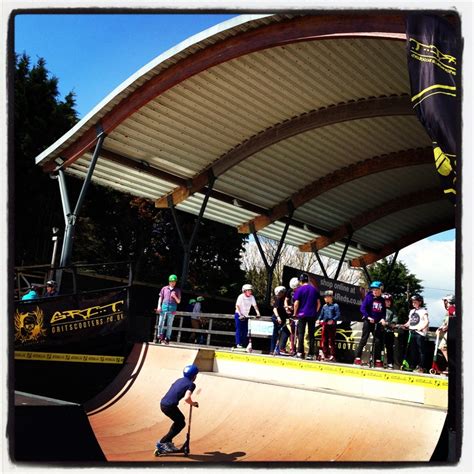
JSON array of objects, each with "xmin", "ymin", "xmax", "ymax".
[{"xmin": 87, "ymin": 344, "xmax": 446, "ymax": 463}]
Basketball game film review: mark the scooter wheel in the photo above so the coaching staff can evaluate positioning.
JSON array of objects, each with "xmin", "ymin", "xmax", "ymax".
[{"xmin": 429, "ymin": 368, "xmax": 437, "ymax": 375}]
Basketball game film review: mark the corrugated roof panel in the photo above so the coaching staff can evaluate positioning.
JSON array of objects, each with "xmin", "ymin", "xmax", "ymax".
[
  {"xmin": 69, "ymin": 154, "xmax": 176, "ymax": 197},
  {"xmin": 216, "ymin": 116, "xmax": 431, "ymax": 209},
  {"xmin": 356, "ymin": 201, "xmax": 454, "ymax": 248},
  {"xmin": 295, "ymin": 164, "xmax": 439, "ymax": 231}
]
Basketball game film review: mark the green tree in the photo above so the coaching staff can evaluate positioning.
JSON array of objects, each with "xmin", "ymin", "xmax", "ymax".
[
  {"xmin": 14, "ymin": 54, "xmax": 247, "ymax": 296},
  {"xmin": 364, "ymin": 257, "xmax": 423, "ymax": 322},
  {"xmin": 14, "ymin": 53, "xmax": 79, "ymax": 265}
]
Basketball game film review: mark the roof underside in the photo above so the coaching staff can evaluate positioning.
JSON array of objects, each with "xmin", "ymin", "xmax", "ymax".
[{"xmin": 35, "ymin": 12, "xmax": 455, "ymax": 268}]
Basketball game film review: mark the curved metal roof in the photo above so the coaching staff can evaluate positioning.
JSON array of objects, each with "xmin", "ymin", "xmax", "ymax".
[{"xmin": 35, "ymin": 12, "xmax": 455, "ymax": 267}]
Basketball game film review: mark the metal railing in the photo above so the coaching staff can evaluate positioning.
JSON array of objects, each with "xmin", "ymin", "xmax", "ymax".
[{"xmin": 158, "ymin": 312, "xmax": 273, "ymax": 347}]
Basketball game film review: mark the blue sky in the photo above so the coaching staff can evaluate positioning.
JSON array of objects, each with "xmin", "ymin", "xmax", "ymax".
[
  {"xmin": 14, "ymin": 13, "xmax": 237, "ymax": 117},
  {"xmin": 13, "ymin": 12, "xmax": 456, "ymax": 325}
]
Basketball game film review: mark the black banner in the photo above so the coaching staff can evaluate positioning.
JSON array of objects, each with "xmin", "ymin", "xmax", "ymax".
[
  {"xmin": 282, "ymin": 265, "xmax": 365, "ymax": 321},
  {"xmin": 14, "ymin": 289, "xmax": 128, "ymax": 349},
  {"xmin": 406, "ymin": 14, "xmax": 460, "ymax": 203}
]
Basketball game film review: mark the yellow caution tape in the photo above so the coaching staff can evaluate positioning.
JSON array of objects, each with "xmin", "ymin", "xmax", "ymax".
[
  {"xmin": 215, "ymin": 351, "xmax": 448, "ymax": 390},
  {"xmin": 14, "ymin": 351, "xmax": 124, "ymax": 364}
]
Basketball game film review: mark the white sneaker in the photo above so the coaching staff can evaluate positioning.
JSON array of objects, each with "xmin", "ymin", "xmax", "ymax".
[{"xmin": 236, "ymin": 344, "xmax": 243, "ymax": 349}]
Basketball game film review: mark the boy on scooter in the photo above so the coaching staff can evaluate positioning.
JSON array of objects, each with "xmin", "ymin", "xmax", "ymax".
[{"xmin": 155, "ymin": 364, "xmax": 199, "ymax": 454}]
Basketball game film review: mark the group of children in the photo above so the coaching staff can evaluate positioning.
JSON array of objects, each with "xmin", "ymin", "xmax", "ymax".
[
  {"xmin": 155, "ymin": 273, "xmax": 453, "ymax": 373},
  {"xmin": 154, "ymin": 277, "xmax": 454, "ymax": 455},
  {"xmin": 268, "ymin": 274, "xmax": 339, "ymax": 361}
]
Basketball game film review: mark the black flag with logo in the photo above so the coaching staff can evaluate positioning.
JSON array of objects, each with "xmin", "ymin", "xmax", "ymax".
[{"xmin": 406, "ymin": 14, "xmax": 460, "ymax": 204}]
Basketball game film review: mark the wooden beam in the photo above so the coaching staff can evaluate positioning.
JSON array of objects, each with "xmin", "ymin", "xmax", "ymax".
[
  {"xmin": 155, "ymin": 94, "xmax": 412, "ymax": 208},
  {"xmin": 238, "ymin": 147, "xmax": 433, "ymax": 234},
  {"xmin": 42, "ymin": 13, "xmax": 406, "ymax": 173},
  {"xmin": 299, "ymin": 187, "xmax": 443, "ymax": 252},
  {"xmin": 349, "ymin": 219, "xmax": 454, "ymax": 267}
]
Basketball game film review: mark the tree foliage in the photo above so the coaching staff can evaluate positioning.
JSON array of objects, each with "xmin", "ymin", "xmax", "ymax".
[
  {"xmin": 14, "ymin": 53, "xmax": 79, "ymax": 265},
  {"xmin": 14, "ymin": 54, "xmax": 247, "ymax": 295}
]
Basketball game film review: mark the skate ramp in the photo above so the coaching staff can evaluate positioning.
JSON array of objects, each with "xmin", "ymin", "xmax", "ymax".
[{"xmin": 86, "ymin": 343, "xmax": 447, "ymax": 462}]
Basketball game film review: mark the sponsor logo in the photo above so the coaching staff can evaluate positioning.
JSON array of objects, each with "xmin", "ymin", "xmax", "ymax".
[{"xmin": 15, "ymin": 307, "xmax": 48, "ymax": 344}]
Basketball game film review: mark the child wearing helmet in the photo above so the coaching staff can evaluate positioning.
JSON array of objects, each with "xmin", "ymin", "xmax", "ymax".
[
  {"xmin": 271, "ymin": 286, "xmax": 290, "ymax": 355},
  {"xmin": 353, "ymin": 281, "xmax": 386, "ymax": 367},
  {"xmin": 381, "ymin": 293, "xmax": 398, "ymax": 369},
  {"xmin": 436, "ymin": 295, "xmax": 455, "ymax": 374},
  {"xmin": 292, "ymin": 273, "xmax": 321, "ymax": 360},
  {"xmin": 284, "ymin": 277, "xmax": 300, "ymax": 356},
  {"xmin": 400, "ymin": 294, "xmax": 429, "ymax": 373},
  {"xmin": 154, "ymin": 274, "xmax": 182, "ymax": 344},
  {"xmin": 317, "ymin": 290, "xmax": 340, "ymax": 361},
  {"xmin": 234, "ymin": 284, "xmax": 261, "ymax": 349},
  {"xmin": 155, "ymin": 364, "xmax": 199, "ymax": 454}
]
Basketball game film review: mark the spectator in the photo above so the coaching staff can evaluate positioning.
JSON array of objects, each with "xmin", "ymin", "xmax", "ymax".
[
  {"xmin": 293, "ymin": 273, "xmax": 321, "ymax": 360},
  {"xmin": 21, "ymin": 284, "xmax": 40, "ymax": 301},
  {"xmin": 154, "ymin": 274, "xmax": 182, "ymax": 344},
  {"xmin": 317, "ymin": 290, "xmax": 340, "ymax": 361},
  {"xmin": 401, "ymin": 294, "xmax": 429, "ymax": 373},
  {"xmin": 381, "ymin": 293, "xmax": 398, "ymax": 369},
  {"xmin": 272, "ymin": 286, "xmax": 290, "ymax": 355},
  {"xmin": 234, "ymin": 284, "xmax": 261, "ymax": 349},
  {"xmin": 155, "ymin": 364, "xmax": 199, "ymax": 455},
  {"xmin": 284, "ymin": 277, "xmax": 299, "ymax": 356},
  {"xmin": 45, "ymin": 280, "xmax": 58, "ymax": 297},
  {"xmin": 190, "ymin": 296, "xmax": 206, "ymax": 344},
  {"xmin": 353, "ymin": 281, "xmax": 386, "ymax": 367},
  {"xmin": 436, "ymin": 294, "xmax": 455, "ymax": 374}
]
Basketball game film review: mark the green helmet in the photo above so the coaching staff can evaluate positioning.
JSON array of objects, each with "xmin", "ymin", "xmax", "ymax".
[
  {"xmin": 189, "ymin": 299, "xmax": 196, "ymax": 304},
  {"xmin": 197, "ymin": 296, "xmax": 205, "ymax": 302},
  {"xmin": 168, "ymin": 274, "xmax": 178, "ymax": 282}
]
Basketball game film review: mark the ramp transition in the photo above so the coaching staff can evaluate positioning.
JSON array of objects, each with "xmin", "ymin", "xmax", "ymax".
[{"xmin": 86, "ymin": 343, "xmax": 447, "ymax": 462}]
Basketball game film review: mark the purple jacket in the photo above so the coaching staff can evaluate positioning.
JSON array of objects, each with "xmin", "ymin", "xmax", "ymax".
[{"xmin": 360, "ymin": 291, "xmax": 386, "ymax": 323}]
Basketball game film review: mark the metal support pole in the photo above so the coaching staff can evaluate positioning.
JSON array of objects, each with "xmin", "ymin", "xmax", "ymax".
[
  {"xmin": 250, "ymin": 202, "xmax": 294, "ymax": 305},
  {"xmin": 333, "ymin": 232, "xmax": 353, "ymax": 281},
  {"xmin": 168, "ymin": 172, "xmax": 216, "ymax": 289},
  {"xmin": 312, "ymin": 243, "xmax": 328, "ymax": 279},
  {"xmin": 362, "ymin": 265, "xmax": 372, "ymax": 285},
  {"xmin": 384, "ymin": 250, "xmax": 399, "ymax": 290},
  {"xmin": 49, "ymin": 227, "xmax": 60, "ymax": 281},
  {"xmin": 58, "ymin": 132, "xmax": 106, "ymax": 270}
]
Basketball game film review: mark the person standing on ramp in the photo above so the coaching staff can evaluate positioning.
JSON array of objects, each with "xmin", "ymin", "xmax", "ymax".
[{"xmin": 155, "ymin": 364, "xmax": 199, "ymax": 454}]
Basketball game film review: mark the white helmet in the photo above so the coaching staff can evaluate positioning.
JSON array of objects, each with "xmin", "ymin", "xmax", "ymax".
[
  {"xmin": 274, "ymin": 286, "xmax": 286, "ymax": 296},
  {"xmin": 242, "ymin": 284, "xmax": 253, "ymax": 292},
  {"xmin": 289, "ymin": 277, "xmax": 299, "ymax": 289}
]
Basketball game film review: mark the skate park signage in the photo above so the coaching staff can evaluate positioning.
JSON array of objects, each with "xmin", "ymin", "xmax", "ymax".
[
  {"xmin": 282, "ymin": 266, "xmax": 365, "ymax": 320},
  {"xmin": 14, "ymin": 288, "xmax": 128, "ymax": 349}
]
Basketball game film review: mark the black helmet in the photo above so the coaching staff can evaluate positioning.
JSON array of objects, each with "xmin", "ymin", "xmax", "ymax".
[
  {"xmin": 299, "ymin": 273, "xmax": 309, "ymax": 283},
  {"xmin": 411, "ymin": 294, "xmax": 424, "ymax": 305}
]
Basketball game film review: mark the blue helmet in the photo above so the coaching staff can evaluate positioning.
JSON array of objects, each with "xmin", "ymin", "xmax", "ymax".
[
  {"xmin": 183, "ymin": 364, "xmax": 199, "ymax": 379},
  {"xmin": 370, "ymin": 281, "xmax": 383, "ymax": 289}
]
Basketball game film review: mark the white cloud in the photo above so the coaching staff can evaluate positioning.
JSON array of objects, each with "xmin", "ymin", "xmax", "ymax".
[{"xmin": 398, "ymin": 237, "xmax": 455, "ymax": 327}]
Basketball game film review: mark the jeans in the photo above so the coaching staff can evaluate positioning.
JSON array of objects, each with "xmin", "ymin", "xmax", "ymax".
[
  {"xmin": 321, "ymin": 321, "xmax": 337, "ymax": 358},
  {"xmin": 271, "ymin": 316, "xmax": 290, "ymax": 352},
  {"xmin": 156, "ymin": 304, "xmax": 177, "ymax": 340},
  {"xmin": 297, "ymin": 317, "xmax": 317, "ymax": 356},
  {"xmin": 234, "ymin": 313, "xmax": 249, "ymax": 346},
  {"xmin": 408, "ymin": 331, "xmax": 427, "ymax": 369},
  {"xmin": 159, "ymin": 404, "xmax": 186, "ymax": 443}
]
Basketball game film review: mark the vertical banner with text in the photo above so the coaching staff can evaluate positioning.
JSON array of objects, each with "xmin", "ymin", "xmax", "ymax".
[{"xmin": 406, "ymin": 14, "xmax": 460, "ymax": 204}]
